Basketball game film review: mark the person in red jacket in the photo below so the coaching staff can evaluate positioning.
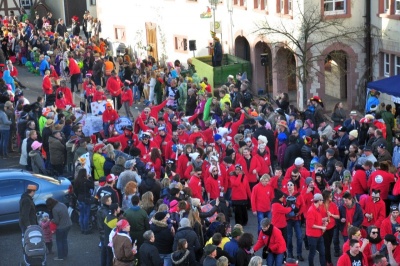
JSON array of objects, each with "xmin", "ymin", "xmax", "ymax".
[
  {"xmin": 271, "ymin": 188, "xmax": 292, "ymax": 242},
  {"xmin": 251, "ymin": 174, "xmax": 274, "ymax": 232},
  {"xmin": 83, "ymin": 74, "xmax": 96, "ymax": 112},
  {"xmin": 106, "ymin": 125, "xmax": 139, "ymax": 153},
  {"xmin": 380, "ymin": 205, "xmax": 400, "ymax": 239},
  {"xmin": 188, "ymin": 167, "xmax": 204, "ymax": 203},
  {"xmin": 368, "ymin": 161, "xmax": 395, "ymax": 215},
  {"xmin": 236, "ymin": 147, "xmax": 262, "ymax": 189},
  {"xmin": 364, "ymin": 226, "xmax": 384, "ymax": 266},
  {"xmin": 301, "ymin": 177, "xmax": 321, "ymax": 218},
  {"xmin": 350, "ymin": 162, "xmax": 370, "ymax": 200},
  {"xmin": 337, "ymin": 239, "xmax": 368, "ymax": 266},
  {"xmin": 230, "ymin": 164, "xmax": 251, "ymax": 226},
  {"xmin": 148, "ymin": 147, "xmax": 162, "ymax": 179},
  {"xmin": 206, "ymin": 165, "xmax": 223, "ymax": 201},
  {"xmin": 176, "ymin": 124, "xmax": 190, "ymax": 145},
  {"xmin": 153, "ymin": 126, "xmax": 172, "ymax": 159},
  {"xmin": 306, "ymin": 193, "xmax": 327, "ymax": 266},
  {"xmin": 284, "ymin": 157, "xmax": 311, "ymax": 180},
  {"xmin": 120, "ymin": 81, "xmax": 133, "ymax": 120},
  {"xmin": 102, "ymin": 101, "xmax": 119, "ymax": 138},
  {"xmin": 56, "ymin": 79, "xmax": 74, "ymax": 107},
  {"xmin": 93, "ymin": 86, "xmax": 107, "ymax": 102},
  {"xmin": 359, "ymin": 189, "xmax": 386, "ymax": 229},
  {"xmin": 253, "ymin": 218, "xmax": 286, "ymax": 265},
  {"xmin": 42, "ymin": 70, "xmax": 52, "ymax": 95},
  {"xmin": 136, "ymin": 131, "xmax": 158, "ymax": 163},
  {"xmin": 286, "ymin": 180, "xmax": 306, "ymax": 261},
  {"xmin": 68, "ymin": 53, "xmax": 81, "ymax": 93},
  {"xmin": 106, "ymin": 70, "xmax": 123, "ymax": 110}
]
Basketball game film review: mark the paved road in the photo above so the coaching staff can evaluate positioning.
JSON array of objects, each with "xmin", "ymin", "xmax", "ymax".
[{"xmin": 0, "ymin": 67, "xmax": 342, "ymax": 265}]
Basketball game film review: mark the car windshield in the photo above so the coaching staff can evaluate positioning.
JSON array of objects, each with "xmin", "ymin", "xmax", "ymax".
[{"xmin": 32, "ymin": 174, "xmax": 60, "ymax": 185}]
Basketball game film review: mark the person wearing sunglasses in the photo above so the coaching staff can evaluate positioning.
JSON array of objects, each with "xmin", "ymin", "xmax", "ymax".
[{"xmin": 364, "ymin": 225, "xmax": 384, "ymax": 265}]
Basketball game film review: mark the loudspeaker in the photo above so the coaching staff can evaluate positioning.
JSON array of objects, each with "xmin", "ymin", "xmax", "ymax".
[
  {"xmin": 261, "ymin": 53, "xmax": 269, "ymax": 66},
  {"xmin": 189, "ymin": 40, "xmax": 197, "ymax": 51}
]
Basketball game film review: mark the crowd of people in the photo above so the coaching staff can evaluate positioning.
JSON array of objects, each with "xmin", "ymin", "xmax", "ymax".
[{"xmin": 4, "ymin": 8, "xmax": 400, "ymax": 266}]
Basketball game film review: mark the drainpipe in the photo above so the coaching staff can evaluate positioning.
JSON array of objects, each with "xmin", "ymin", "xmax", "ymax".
[{"xmin": 365, "ymin": 0, "xmax": 372, "ymax": 82}]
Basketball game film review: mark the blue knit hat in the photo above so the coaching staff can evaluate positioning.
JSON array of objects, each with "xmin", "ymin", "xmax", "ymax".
[{"xmin": 214, "ymin": 134, "xmax": 222, "ymax": 141}]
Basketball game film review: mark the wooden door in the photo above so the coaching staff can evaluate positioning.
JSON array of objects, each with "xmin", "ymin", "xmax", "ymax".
[{"xmin": 145, "ymin": 22, "xmax": 158, "ymax": 61}]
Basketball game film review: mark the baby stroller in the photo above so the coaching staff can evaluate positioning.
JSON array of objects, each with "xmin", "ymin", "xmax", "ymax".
[{"xmin": 22, "ymin": 225, "xmax": 47, "ymax": 266}]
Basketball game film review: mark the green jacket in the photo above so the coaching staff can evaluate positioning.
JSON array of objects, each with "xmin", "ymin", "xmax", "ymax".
[
  {"xmin": 123, "ymin": 206, "xmax": 149, "ymax": 248},
  {"xmin": 93, "ymin": 153, "xmax": 105, "ymax": 180},
  {"xmin": 202, "ymin": 98, "xmax": 213, "ymax": 122}
]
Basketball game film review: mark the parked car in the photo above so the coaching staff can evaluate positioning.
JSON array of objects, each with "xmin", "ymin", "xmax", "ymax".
[{"xmin": 0, "ymin": 169, "xmax": 73, "ymax": 226}]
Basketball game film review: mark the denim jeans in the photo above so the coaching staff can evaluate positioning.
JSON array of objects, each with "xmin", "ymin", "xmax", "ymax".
[
  {"xmin": 133, "ymin": 85, "xmax": 140, "ymax": 101},
  {"xmin": 78, "ymin": 201, "xmax": 91, "ymax": 232},
  {"xmin": 266, "ymin": 252, "xmax": 284, "ymax": 266},
  {"xmin": 56, "ymin": 226, "xmax": 71, "ymax": 259},
  {"xmin": 287, "ymin": 219, "xmax": 302, "ymax": 256},
  {"xmin": 308, "ymin": 236, "xmax": 326, "ymax": 266},
  {"xmin": 257, "ymin": 211, "xmax": 271, "ymax": 232},
  {"xmin": 103, "ymin": 122, "xmax": 110, "ymax": 138},
  {"xmin": 159, "ymin": 253, "xmax": 172, "ymax": 266},
  {"xmin": 333, "ymin": 225, "xmax": 340, "ymax": 253},
  {"xmin": 0, "ymin": 129, "xmax": 10, "ymax": 157}
]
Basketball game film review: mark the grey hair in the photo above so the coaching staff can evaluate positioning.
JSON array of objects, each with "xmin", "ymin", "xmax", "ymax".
[
  {"xmin": 143, "ymin": 230, "xmax": 154, "ymax": 241},
  {"xmin": 248, "ymin": 256, "xmax": 263, "ymax": 266},
  {"xmin": 260, "ymin": 218, "xmax": 271, "ymax": 228},
  {"xmin": 295, "ymin": 119, "xmax": 303, "ymax": 128}
]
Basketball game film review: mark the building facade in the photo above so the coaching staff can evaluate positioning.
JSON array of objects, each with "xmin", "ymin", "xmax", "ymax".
[{"xmin": 96, "ymin": 0, "xmax": 377, "ymax": 110}]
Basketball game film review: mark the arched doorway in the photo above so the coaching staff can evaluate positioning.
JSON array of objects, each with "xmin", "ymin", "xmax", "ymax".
[
  {"xmin": 254, "ymin": 41, "xmax": 272, "ymax": 94},
  {"xmin": 275, "ymin": 47, "xmax": 297, "ymax": 94},
  {"xmin": 235, "ymin": 36, "xmax": 250, "ymax": 61},
  {"xmin": 324, "ymin": 51, "xmax": 347, "ymax": 100}
]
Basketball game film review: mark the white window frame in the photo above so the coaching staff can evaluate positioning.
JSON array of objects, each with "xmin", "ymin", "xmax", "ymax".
[
  {"xmin": 396, "ymin": 0, "xmax": 400, "ymax": 14},
  {"xmin": 280, "ymin": 0, "xmax": 284, "ymax": 13},
  {"xmin": 384, "ymin": 53, "xmax": 390, "ymax": 77},
  {"xmin": 20, "ymin": 0, "xmax": 32, "ymax": 6},
  {"xmin": 256, "ymin": 0, "xmax": 267, "ymax": 10},
  {"xmin": 288, "ymin": 0, "xmax": 292, "ymax": 14},
  {"xmin": 324, "ymin": 0, "xmax": 346, "ymax": 15},
  {"xmin": 395, "ymin": 56, "xmax": 400, "ymax": 75}
]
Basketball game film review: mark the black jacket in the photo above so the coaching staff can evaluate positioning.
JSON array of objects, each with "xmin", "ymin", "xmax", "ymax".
[
  {"xmin": 139, "ymin": 177, "xmax": 161, "ymax": 203},
  {"xmin": 186, "ymin": 95, "xmax": 197, "ymax": 116},
  {"xmin": 283, "ymin": 143, "xmax": 301, "ymax": 169},
  {"xmin": 96, "ymin": 204, "xmax": 109, "ymax": 241},
  {"xmin": 138, "ymin": 240, "xmax": 162, "ymax": 266},
  {"xmin": 19, "ymin": 192, "xmax": 37, "ymax": 228},
  {"xmin": 173, "ymin": 227, "xmax": 201, "ymax": 254},
  {"xmin": 171, "ymin": 249, "xmax": 197, "ymax": 266},
  {"xmin": 150, "ymin": 220, "xmax": 174, "ymax": 254},
  {"xmin": 235, "ymin": 248, "xmax": 252, "ymax": 266},
  {"xmin": 301, "ymin": 144, "xmax": 312, "ymax": 170}
]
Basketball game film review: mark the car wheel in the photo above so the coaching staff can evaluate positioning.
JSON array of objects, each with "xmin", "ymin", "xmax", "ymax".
[{"xmin": 70, "ymin": 208, "xmax": 79, "ymax": 224}]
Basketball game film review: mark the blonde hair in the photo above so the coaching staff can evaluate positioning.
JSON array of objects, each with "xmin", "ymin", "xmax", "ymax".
[
  {"xmin": 140, "ymin": 191, "xmax": 154, "ymax": 210},
  {"xmin": 157, "ymin": 203, "xmax": 169, "ymax": 212},
  {"xmin": 105, "ymin": 144, "xmax": 115, "ymax": 160}
]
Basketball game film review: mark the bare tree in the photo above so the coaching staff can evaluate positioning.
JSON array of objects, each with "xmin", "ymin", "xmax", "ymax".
[{"xmin": 254, "ymin": 1, "xmax": 363, "ymax": 109}]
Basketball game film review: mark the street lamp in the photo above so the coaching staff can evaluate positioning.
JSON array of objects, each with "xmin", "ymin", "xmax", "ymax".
[{"xmin": 209, "ymin": 0, "xmax": 219, "ymax": 33}]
